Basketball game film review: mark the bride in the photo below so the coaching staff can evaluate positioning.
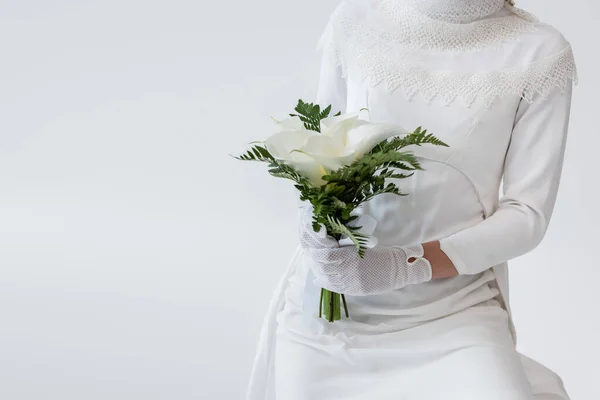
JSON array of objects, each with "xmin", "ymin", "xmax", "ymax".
[{"xmin": 247, "ymin": 0, "xmax": 577, "ymax": 399}]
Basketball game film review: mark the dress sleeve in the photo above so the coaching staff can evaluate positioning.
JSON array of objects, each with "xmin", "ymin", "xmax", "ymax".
[
  {"xmin": 438, "ymin": 81, "xmax": 574, "ymax": 275},
  {"xmin": 315, "ymin": 14, "xmax": 347, "ymax": 115}
]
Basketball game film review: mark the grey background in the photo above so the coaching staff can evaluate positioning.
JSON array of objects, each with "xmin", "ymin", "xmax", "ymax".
[{"xmin": 0, "ymin": 0, "xmax": 597, "ymax": 399}]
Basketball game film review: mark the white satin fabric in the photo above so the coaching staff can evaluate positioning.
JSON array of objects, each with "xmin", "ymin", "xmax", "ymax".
[{"xmin": 247, "ymin": 1, "xmax": 576, "ymax": 399}]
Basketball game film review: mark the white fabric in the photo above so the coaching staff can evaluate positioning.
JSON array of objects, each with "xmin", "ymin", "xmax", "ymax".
[
  {"xmin": 247, "ymin": 0, "xmax": 575, "ymax": 399},
  {"xmin": 299, "ymin": 205, "xmax": 433, "ymax": 296},
  {"xmin": 275, "ymin": 296, "xmax": 528, "ymax": 400},
  {"xmin": 320, "ymin": 2, "xmax": 537, "ymax": 56},
  {"xmin": 406, "ymin": 0, "xmax": 505, "ymax": 23},
  {"xmin": 318, "ymin": 0, "xmax": 576, "ymax": 106},
  {"xmin": 377, "ymin": 0, "xmax": 539, "ymax": 52}
]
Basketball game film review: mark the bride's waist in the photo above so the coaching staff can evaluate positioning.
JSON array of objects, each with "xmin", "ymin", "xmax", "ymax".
[{"xmin": 283, "ymin": 252, "xmax": 499, "ymax": 320}]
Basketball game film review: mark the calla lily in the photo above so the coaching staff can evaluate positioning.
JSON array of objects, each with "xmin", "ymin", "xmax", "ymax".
[
  {"xmin": 263, "ymin": 114, "xmax": 408, "ymax": 187},
  {"xmin": 286, "ymin": 149, "xmax": 330, "ymax": 187},
  {"xmin": 320, "ymin": 112, "xmax": 361, "ymax": 134},
  {"xmin": 271, "ymin": 115, "xmax": 306, "ymax": 131},
  {"xmin": 345, "ymin": 123, "xmax": 409, "ymax": 159},
  {"xmin": 301, "ymin": 135, "xmax": 355, "ymax": 170},
  {"xmin": 263, "ymin": 128, "xmax": 328, "ymax": 186},
  {"xmin": 261, "ymin": 129, "xmax": 316, "ymax": 160}
]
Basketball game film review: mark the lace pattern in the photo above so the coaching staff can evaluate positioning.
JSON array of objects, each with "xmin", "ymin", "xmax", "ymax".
[
  {"xmin": 406, "ymin": 0, "xmax": 505, "ymax": 23},
  {"xmin": 327, "ymin": 40, "xmax": 576, "ymax": 107},
  {"xmin": 337, "ymin": 0, "xmax": 539, "ymax": 53},
  {"xmin": 319, "ymin": 1, "xmax": 577, "ymax": 107}
]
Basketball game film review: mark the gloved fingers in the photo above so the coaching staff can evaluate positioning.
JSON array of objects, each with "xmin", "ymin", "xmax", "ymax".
[
  {"xmin": 310, "ymin": 265, "xmax": 343, "ymax": 279},
  {"xmin": 309, "ymin": 264, "xmax": 346, "ymax": 291},
  {"xmin": 306, "ymin": 247, "xmax": 346, "ymax": 266},
  {"xmin": 300, "ymin": 224, "xmax": 335, "ymax": 247},
  {"xmin": 312, "ymin": 278, "xmax": 345, "ymax": 294},
  {"xmin": 300, "ymin": 203, "xmax": 317, "ymax": 230},
  {"xmin": 299, "ymin": 205, "xmax": 339, "ymax": 249}
]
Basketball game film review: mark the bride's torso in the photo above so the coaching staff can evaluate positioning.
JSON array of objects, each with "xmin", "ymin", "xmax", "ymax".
[
  {"xmin": 278, "ymin": 0, "xmax": 574, "ymax": 333},
  {"xmin": 281, "ymin": 96, "xmax": 515, "ymax": 333}
]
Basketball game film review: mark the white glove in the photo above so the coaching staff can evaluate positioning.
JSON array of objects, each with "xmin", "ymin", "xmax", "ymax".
[{"xmin": 299, "ymin": 204, "xmax": 433, "ymax": 296}]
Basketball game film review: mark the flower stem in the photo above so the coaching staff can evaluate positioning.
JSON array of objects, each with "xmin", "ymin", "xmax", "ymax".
[
  {"xmin": 319, "ymin": 289, "xmax": 347, "ymax": 322},
  {"xmin": 342, "ymin": 294, "xmax": 349, "ymax": 318},
  {"xmin": 329, "ymin": 291, "xmax": 335, "ymax": 322},
  {"xmin": 319, "ymin": 288, "xmax": 324, "ymax": 318}
]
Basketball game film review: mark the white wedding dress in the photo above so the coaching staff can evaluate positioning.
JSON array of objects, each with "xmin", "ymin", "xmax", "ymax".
[{"xmin": 247, "ymin": 0, "xmax": 577, "ymax": 399}]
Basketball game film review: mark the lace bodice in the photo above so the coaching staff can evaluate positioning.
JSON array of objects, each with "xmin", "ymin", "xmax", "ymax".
[
  {"xmin": 406, "ymin": 0, "xmax": 506, "ymax": 23},
  {"xmin": 318, "ymin": 0, "xmax": 577, "ymax": 107}
]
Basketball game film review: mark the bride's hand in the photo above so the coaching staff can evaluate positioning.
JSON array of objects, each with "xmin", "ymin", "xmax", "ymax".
[
  {"xmin": 298, "ymin": 204, "xmax": 340, "ymax": 250},
  {"xmin": 298, "ymin": 204, "xmax": 433, "ymax": 296}
]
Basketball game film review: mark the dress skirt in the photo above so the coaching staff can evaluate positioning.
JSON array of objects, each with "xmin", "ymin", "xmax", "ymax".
[{"xmin": 266, "ymin": 248, "xmax": 570, "ymax": 400}]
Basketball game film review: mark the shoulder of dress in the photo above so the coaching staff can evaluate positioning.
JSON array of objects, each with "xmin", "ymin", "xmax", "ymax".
[
  {"xmin": 530, "ymin": 22, "xmax": 572, "ymax": 55},
  {"xmin": 505, "ymin": 4, "xmax": 574, "ymax": 60},
  {"xmin": 523, "ymin": 22, "xmax": 577, "ymax": 92},
  {"xmin": 511, "ymin": 21, "xmax": 577, "ymax": 103},
  {"xmin": 329, "ymin": 0, "xmax": 377, "ymax": 23},
  {"xmin": 317, "ymin": 0, "xmax": 375, "ymax": 51}
]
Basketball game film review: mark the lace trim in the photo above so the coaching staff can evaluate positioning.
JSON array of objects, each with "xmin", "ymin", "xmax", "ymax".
[
  {"xmin": 504, "ymin": 1, "xmax": 539, "ymax": 23},
  {"xmin": 319, "ymin": 1, "xmax": 576, "ymax": 107},
  {"xmin": 331, "ymin": 0, "xmax": 539, "ymax": 54},
  {"xmin": 325, "ymin": 40, "xmax": 577, "ymax": 107},
  {"xmin": 405, "ymin": 0, "xmax": 506, "ymax": 23}
]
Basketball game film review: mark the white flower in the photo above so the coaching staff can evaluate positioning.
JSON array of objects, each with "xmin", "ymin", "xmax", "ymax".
[
  {"xmin": 264, "ymin": 114, "xmax": 408, "ymax": 187},
  {"xmin": 270, "ymin": 115, "xmax": 306, "ymax": 131}
]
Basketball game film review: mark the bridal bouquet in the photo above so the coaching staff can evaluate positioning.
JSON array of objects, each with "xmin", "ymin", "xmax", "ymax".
[{"xmin": 234, "ymin": 100, "xmax": 447, "ymax": 322}]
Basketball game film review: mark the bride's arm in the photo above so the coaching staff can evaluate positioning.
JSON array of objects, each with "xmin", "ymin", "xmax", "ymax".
[
  {"xmin": 315, "ymin": 14, "xmax": 347, "ymax": 115},
  {"xmin": 426, "ymin": 81, "xmax": 574, "ymax": 278}
]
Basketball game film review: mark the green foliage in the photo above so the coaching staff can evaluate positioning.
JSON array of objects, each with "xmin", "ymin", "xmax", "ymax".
[
  {"xmin": 234, "ymin": 100, "xmax": 448, "ymax": 258},
  {"xmin": 235, "ymin": 143, "xmax": 274, "ymax": 163},
  {"xmin": 234, "ymin": 144, "xmax": 310, "ymax": 186},
  {"xmin": 289, "ymin": 99, "xmax": 341, "ymax": 132},
  {"xmin": 326, "ymin": 215, "xmax": 370, "ymax": 258},
  {"xmin": 370, "ymin": 126, "xmax": 449, "ymax": 154}
]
